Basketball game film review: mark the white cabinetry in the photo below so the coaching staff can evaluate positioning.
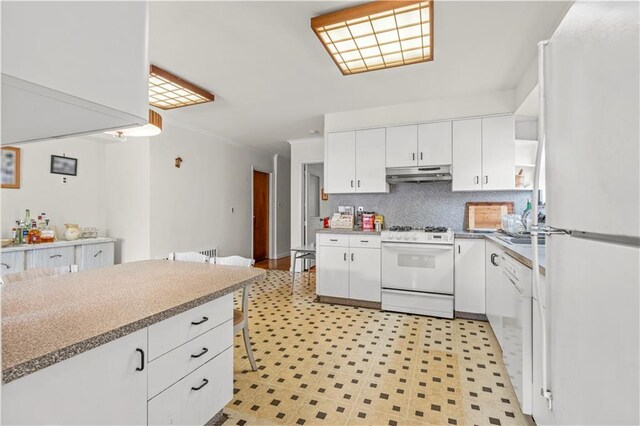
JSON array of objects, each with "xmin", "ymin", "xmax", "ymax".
[
  {"xmin": 454, "ymin": 239, "xmax": 486, "ymax": 314},
  {"xmin": 325, "ymin": 129, "xmax": 388, "ymax": 194},
  {"xmin": 1, "ymin": 251, "xmax": 25, "ymax": 275},
  {"xmin": 317, "ymin": 234, "xmax": 381, "ymax": 302},
  {"xmin": 2, "ymin": 2, "xmax": 148, "ymax": 144},
  {"xmin": 532, "ymin": 273, "xmax": 549, "ymax": 424},
  {"xmin": 2, "ymin": 329, "xmax": 148, "ymax": 425},
  {"xmin": 26, "ymin": 246, "xmax": 74, "ymax": 269},
  {"xmin": 485, "ymin": 241, "xmax": 506, "ymax": 344},
  {"xmin": 76, "ymin": 242, "xmax": 116, "ymax": 271},
  {"xmin": 386, "ymin": 125, "xmax": 418, "ymax": 167},
  {"xmin": 452, "ymin": 119, "xmax": 483, "ymax": 191},
  {"xmin": 452, "ymin": 116, "xmax": 515, "ymax": 191}
]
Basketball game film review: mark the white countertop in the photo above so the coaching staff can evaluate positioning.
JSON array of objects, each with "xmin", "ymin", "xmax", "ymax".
[{"xmin": 1, "ymin": 237, "xmax": 116, "ymax": 253}]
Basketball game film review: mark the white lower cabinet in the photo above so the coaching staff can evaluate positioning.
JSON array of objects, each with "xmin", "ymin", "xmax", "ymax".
[
  {"xmin": 2, "ymin": 328, "xmax": 148, "ymax": 425},
  {"xmin": 148, "ymin": 348, "xmax": 233, "ymax": 426},
  {"xmin": 317, "ymin": 234, "xmax": 381, "ymax": 302},
  {"xmin": 76, "ymin": 242, "xmax": 115, "ymax": 271},
  {"xmin": 26, "ymin": 246, "xmax": 74, "ymax": 268},
  {"xmin": 485, "ymin": 241, "xmax": 506, "ymax": 343},
  {"xmin": 1, "ymin": 251, "xmax": 25, "ymax": 275},
  {"xmin": 454, "ymin": 239, "xmax": 486, "ymax": 313}
]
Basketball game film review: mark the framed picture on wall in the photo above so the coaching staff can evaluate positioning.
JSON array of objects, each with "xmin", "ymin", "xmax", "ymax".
[
  {"xmin": 1, "ymin": 146, "xmax": 21, "ymax": 189},
  {"xmin": 321, "ymin": 188, "xmax": 329, "ymax": 201},
  {"xmin": 50, "ymin": 155, "xmax": 78, "ymax": 176}
]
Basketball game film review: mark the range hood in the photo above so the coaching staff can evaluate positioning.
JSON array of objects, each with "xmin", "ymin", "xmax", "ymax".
[{"xmin": 386, "ymin": 165, "xmax": 452, "ymax": 184}]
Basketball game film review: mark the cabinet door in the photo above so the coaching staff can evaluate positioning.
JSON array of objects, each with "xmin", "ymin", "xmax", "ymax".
[
  {"xmin": 452, "ymin": 119, "xmax": 482, "ymax": 191},
  {"xmin": 482, "ymin": 115, "xmax": 515, "ymax": 190},
  {"xmin": 26, "ymin": 246, "xmax": 75, "ymax": 268},
  {"xmin": 454, "ymin": 239, "xmax": 486, "ymax": 313},
  {"xmin": 1, "ymin": 251, "xmax": 25, "ymax": 276},
  {"xmin": 2, "ymin": 328, "xmax": 147, "ymax": 425},
  {"xmin": 76, "ymin": 242, "xmax": 115, "ymax": 271},
  {"xmin": 485, "ymin": 243, "xmax": 505, "ymax": 343},
  {"xmin": 326, "ymin": 131, "xmax": 356, "ymax": 193},
  {"xmin": 418, "ymin": 121, "xmax": 452, "ymax": 166},
  {"xmin": 317, "ymin": 245, "xmax": 350, "ymax": 298},
  {"xmin": 349, "ymin": 247, "xmax": 381, "ymax": 302},
  {"xmin": 355, "ymin": 128, "xmax": 388, "ymax": 193},
  {"xmin": 386, "ymin": 125, "xmax": 418, "ymax": 168}
]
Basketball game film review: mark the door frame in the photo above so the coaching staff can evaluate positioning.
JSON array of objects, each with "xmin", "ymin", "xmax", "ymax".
[
  {"xmin": 299, "ymin": 161, "xmax": 324, "ymax": 271},
  {"xmin": 250, "ymin": 166, "xmax": 274, "ymax": 261}
]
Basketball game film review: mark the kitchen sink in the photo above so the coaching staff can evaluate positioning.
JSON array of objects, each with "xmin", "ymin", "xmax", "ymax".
[{"xmin": 498, "ymin": 236, "xmax": 546, "ymax": 245}]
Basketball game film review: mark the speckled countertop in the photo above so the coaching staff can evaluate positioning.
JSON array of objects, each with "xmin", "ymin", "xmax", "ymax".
[
  {"xmin": 1, "ymin": 260, "xmax": 265, "ymax": 384},
  {"xmin": 316, "ymin": 228, "xmax": 382, "ymax": 235},
  {"xmin": 455, "ymin": 231, "xmax": 546, "ymax": 274},
  {"xmin": 2, "ymin": 237, "xmax": 116, "ymax": 253}
]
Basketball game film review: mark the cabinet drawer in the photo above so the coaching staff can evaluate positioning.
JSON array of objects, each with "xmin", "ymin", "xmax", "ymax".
[
  {"xmin": 76, "ymin": 242, "xmax": 115, "ymax": 271},
  {"xmin": 148, "ymin": 294, "xmax": 233, "ymax": 361},
  {"xmin": 148, "ymin": 348, "xmax": 233, "ymax": 426},
  {"xmin": 26, "ymin": 246, "xmax": 74, "ymax": 269},
  {"xmin": 349, "ymin": 235, "xmax": 381, "ymax": 248},
  {"xmin": 382, "ymin": 289, "xmax": 454, "ymax": 319},
  {"xmin": 148, "ymin": 319, "xmax": 233, "ymax": 399},
  {"xmin": 1, "ymin": 251, "xmax": 25, "ymax": 276},
  {"xmin": 318, "ymin": 234, "xmax": 349, "ymax": 247}
]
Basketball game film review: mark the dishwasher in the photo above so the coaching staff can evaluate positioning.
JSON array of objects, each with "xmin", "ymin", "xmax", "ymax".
[{"xmin": 500, "ymin": 253, "xmax": 533, "ymax": 415}]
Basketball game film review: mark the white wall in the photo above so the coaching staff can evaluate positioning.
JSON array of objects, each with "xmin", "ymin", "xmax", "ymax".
[
  {"xmin": 105, "ymin": 138, "xmax": 151, "ymax": 263},
  {"xmin": 289, "ymin": 137, "xmax": 324, "ymax": 270},
  {"xmin": 274, "ymin": 154, "xmax": 291, "ymax": 258},
  {"xmin": 148, "ymin": 122, "xmax": 273, "ymax": 259},
  {"xmin": 324, "ymin": 90, "xmax": 516, "ymax": 132},
  {"xmin": 1, "ymin": 137, "xmax": 107, "ymax": 239}
]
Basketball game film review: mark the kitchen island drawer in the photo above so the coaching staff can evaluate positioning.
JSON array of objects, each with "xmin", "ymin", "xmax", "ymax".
[
  {"xmin": 318, "ymin": 234, "xmax": 349, "ymax": 247},
  {"xmin": 381, "ymin": 289, "xmax": 453, "ymax": 319},
  {"xmin": 148, "ymin": 293, "xmax": 232, "ymax": 361},
  {"xmin": 148, "ymin": 347, "xmax": 233, "ymax": 426},
  {"xmin": 148, "ymin": 319, "xmax": 233, "ymax": 399},
  {"xmin": 349, "ymin": 235, "xmax": 381, "ymax": 248},
  {"xmin": 26, "ymin": 246, "xmax": 74, "ymax": 269},
  {"xmin": 1, "ymin": 251, "xmax": 25, "ymax": 276}
]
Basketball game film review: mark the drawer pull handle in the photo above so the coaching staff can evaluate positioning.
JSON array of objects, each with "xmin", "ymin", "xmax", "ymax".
[
  {"xmin": 50, "ymin": 254, "xmax": 62, "ymax": 259},
  {"xmin": 191, "ymin": 378, "xmax": 209, "ymax": 391},
  {"xmin": 191, "ymin": 316, "xmax": 209, "ymax": 325},
  {"xmin": 329, "ymin": 239, "xmax": 338, "ymax": 242},
  {"xmin": 135, "ymin": 348, "xmax": 145, "ymax": 371},
  {"xmin": 1, "ymin": 263, "xmax": 10, "ymax": 269},
  {"xmin": 93, "ymin": 250, "xmax": 103, "ymax": 258},
  {"xmin": 360, "ymin": 240, "xmax": 369, "ymax": 243},
  {"xmin": 191, "ymin": 347, "xmax": 209, "ymax": 358}
]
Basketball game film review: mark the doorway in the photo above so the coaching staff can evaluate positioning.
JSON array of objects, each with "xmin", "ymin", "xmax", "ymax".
[
  {"xmin": 253, "ymin": 170, "xmax": 270, "ymax": 262},
  {"xmin": 303, "ymin": 163, "xmax": 328, "ymax": 247}
]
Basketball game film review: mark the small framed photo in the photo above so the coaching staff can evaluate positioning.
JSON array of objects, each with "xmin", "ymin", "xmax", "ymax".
[
  {"xmin": 321, "ymin": 188, "xmax": 329, "ymax": 201},
  {"xmin": 50, "ymin": 155, "xmax": 78, "ymax": 176},
  {"xmin": 1, "ymin": 146, "xmax": 21, "ymax": 189}
]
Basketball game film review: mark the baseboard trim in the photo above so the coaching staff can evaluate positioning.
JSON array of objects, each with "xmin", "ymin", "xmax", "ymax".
[
  {"xmin": 455, "ymin": 311, "xmax": 488, "ymax": 321},
  {"xmin": 317, "ymin": 295, "xmax": 381, "ymax": 310},
  {"xmin": 274, "ymin": 252, "xmax": 290, "ymax": 259}
]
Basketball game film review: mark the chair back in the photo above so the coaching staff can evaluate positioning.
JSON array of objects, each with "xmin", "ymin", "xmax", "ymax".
[
  {"xmin": 214, "ymin": 255, "xmax": 255, "ymax": 267},
  {"xmin": 3, "ymin": 265, "xmax": 79, "ymax": 284},
  {"xmin": 169, "ymin": 252, "xmax": 209, "ymax": 263}
]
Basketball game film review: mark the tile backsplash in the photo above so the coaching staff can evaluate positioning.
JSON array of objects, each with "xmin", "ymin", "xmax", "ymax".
[{"xmin": 328, "ymin": 182, "xmax": 532, "ymax": 230}]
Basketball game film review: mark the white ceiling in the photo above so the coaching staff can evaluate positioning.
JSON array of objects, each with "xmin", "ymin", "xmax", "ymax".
[{"xmin": 149, "ymin": 1, "xmax": 570, "ymax": 156}]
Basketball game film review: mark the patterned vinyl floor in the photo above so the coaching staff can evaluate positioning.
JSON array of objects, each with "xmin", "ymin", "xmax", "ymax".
[{"xmin": 223, "ymin": 270, "xmax": 531, "ymax": 426}]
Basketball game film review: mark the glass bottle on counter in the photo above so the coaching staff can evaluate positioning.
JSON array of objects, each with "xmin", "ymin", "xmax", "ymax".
[
  {"xmin": 40, "ymin": 219, "xmax": 56, "ymax": 243},
  {"xmin": 27, "ymin": 221, "xmax": 41, "ymax": 244}
]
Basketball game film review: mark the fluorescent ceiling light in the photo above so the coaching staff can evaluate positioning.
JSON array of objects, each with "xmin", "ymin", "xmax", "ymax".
[
  {"xmin": 311, "ymin": 1, "xmax": 433, "ymax": 75},
  {"xmin": 148, "ymin": 65, "xmax": 215, "ymax": 110}
]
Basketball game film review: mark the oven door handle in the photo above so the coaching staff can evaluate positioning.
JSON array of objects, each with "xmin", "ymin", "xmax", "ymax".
[{"xmin": 382, "ymin": 242, "xmax": 453, "ymax": 250}]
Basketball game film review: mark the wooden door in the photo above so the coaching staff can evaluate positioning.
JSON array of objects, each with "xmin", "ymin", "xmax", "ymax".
[
  {"xmin": 253, "ymin": 170, "xmax": 269, "ymax": 262},
  {"xmin": 452, "ymin": 119, "xmax": 482, "ymax": 191}
]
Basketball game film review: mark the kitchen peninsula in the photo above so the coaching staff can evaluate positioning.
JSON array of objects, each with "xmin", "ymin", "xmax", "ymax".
[{"xmin": 1, "ymin": 260, "xmax": 265, "ymax": 425}]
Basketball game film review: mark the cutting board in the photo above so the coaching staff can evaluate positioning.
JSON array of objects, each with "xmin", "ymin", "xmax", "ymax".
[{"xmin": 464, "ymin": 202, "xmax": 514, "ymax": 231}]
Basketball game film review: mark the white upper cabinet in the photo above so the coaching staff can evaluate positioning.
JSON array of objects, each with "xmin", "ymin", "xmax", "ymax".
[
  {"xmin": 452, "ymin": 116, "xmax": 516, "ymax": 191},
  {"xmin": 385, "ymin": 125, "xmax": 418, "ymax": 167},
  {"xmin": 418, "ymin": 121, "xmax": 452, "ymax": 166},
  {"xmin": 482, "ymin": 115, "xmax": 516, "ymax": 190},
  {"xmin": 2, "ymin": 2, "xmax": 149, "ymax": 144},
  {"xmin": 452, "ymin": 119, "xmax": 483, "ymax": 191},
  {"xmin": 355, "ymin": 128, "xmax": 387, "ymax": 193},
  {"xmin": 326, "ymin": 131, "xmax": 356, "ymax": 193}
]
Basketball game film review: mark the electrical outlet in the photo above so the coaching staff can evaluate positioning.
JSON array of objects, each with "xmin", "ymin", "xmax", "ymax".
[
  {"xmin": 230, "ymin": 207, "xmax": 235, "ymax": 213},
  {"xmin": 357, "ymin": 206, "xmax": 364, "ymax": 212}
]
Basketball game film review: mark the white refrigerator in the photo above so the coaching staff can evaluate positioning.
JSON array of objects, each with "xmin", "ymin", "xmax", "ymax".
[{"xmin": 533, "ymin": 1, "xmax": 639, "ymax": 425}]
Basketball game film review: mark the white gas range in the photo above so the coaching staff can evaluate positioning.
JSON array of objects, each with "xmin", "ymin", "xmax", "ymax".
[{"xmin": 381, "ymin": 226, "xmax": 455, "ymax": 318}]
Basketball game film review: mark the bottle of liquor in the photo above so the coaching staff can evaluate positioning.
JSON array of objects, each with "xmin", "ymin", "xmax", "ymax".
[
  {"xmin": 27, "ymin": 221, "xmax": 40, "ymax": 244},
  {"xmin": 40, "ymin": 219, "xmax": 56, "ymax": 243}
]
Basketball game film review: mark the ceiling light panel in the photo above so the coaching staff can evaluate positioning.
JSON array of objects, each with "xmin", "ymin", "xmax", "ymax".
[
  {"xmin": 148, "ymin": 65, "xmax": 215, "ymax": 110},
  {"xmin": 311, "ymin": 1, "xmax": 433, "ymax": 75}
]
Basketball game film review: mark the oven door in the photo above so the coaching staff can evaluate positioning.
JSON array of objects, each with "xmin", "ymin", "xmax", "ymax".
[{"xmin": 381, "ymin": 242, "xmax": 454, "ymax": 294}]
